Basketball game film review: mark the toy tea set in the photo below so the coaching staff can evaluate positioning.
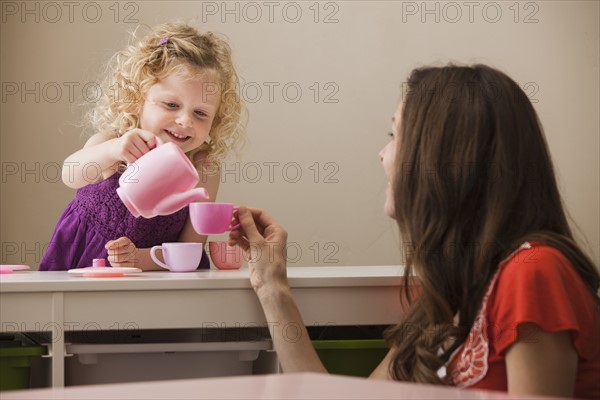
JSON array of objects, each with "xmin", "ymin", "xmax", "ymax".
[
  {"xmin": 0, "ymin": 139, "xmax": 243, "ymax": 277},
  {"xmin": 83, "ymin": 138, "xmax": 244, "ymax": 277}
]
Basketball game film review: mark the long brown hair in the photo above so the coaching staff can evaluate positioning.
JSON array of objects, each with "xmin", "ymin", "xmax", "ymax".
[{"xmin": 385, "ymin": 64, "xmax": 599, "ymax": 383}]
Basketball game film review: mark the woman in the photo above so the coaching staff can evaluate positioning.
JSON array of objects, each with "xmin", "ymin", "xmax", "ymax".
[{"xmin": 229, "ymin": 64, "xmax": 600, "ymax": 398}]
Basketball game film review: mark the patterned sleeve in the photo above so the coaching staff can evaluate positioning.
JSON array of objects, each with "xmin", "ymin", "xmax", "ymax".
[{"xmin": 488, "ymin": 244, "xmax": 600, "ymax": 360}]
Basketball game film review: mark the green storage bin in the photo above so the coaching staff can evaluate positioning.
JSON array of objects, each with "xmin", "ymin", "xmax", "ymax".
[
  {"xmin": 312, "ymin": 339, "xmax": 388, "ymax": 377},
  {"xmin": 0, "ymin": 333, "xmax": 46, "ymax": 391}
]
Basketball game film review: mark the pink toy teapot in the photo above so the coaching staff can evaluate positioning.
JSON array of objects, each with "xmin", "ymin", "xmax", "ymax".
[{"xmin": 116, "ymin": 137, "xmax": 209, "ymax": 218}]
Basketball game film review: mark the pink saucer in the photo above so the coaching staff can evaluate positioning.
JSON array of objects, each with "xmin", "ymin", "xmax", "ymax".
[
  {"xmin": 68, "ymin": 267, "xmax": 142, "ymax": 278},
  {"xmin": 0, "ymin": 265, "xmax": 30, "ymax": 274}
]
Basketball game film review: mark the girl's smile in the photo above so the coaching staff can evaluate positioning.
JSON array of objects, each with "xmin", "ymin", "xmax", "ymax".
[{"xmin": 163, "ymin": 128, "xmax": 191, "ymax": 142}]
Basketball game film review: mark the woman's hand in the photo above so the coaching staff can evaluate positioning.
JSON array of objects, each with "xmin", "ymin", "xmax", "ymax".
[
  {"xmin": 111, "ymin": 129, "xmax": 157, "ymax": 164},
  {"xmin": 228, "ymin": 206, "xmax": 289, "ymax": 297},
  {"xmin": 105, "ymin": 236, "xmax": 139, "ymax": 268}
]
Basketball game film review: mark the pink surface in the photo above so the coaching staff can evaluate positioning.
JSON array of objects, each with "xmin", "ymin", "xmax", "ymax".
[
  {"xmin": 0, "ymin": 265, "xmax": 30, "ymax": 274},
  {"xmin": 1, "ymin": 373, "xmax": 552, "ymax": 400},
  {"xmin": 67, "ymin": 267, "xmax": 142, "ymax": 278}
]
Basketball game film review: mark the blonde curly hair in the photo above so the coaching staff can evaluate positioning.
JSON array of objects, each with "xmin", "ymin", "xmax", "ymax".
[{"xmin": 90, "ymin": 22, "xmax": 246, "ymax": 168}]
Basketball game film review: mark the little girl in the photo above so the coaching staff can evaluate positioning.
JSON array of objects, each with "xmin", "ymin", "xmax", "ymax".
[{"xmin": 40, "ymin": 22, "xmax": 245, "ymax": 271}]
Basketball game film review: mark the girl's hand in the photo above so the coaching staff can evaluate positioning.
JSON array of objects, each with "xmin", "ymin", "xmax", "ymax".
[
  {"xmin": 228, "ymin": 206, "xmax": 289, "ymax": 297},
  {"xmin": 105, "ymin": 237, "xmax": 138, "ymax": 268},
  {"xmin": 111, "ymin": 129, "xmax": 157, "ymax": 163}
]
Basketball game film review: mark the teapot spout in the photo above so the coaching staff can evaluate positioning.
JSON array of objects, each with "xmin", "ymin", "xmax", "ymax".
[{"xmin": 153, "ymin": 188, "xmax": 210, "ymax": 216}]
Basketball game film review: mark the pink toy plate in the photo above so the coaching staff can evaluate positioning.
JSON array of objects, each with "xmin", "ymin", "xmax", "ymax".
[
  {"xmin": 0, "ymin": 265, "xmax": 30, "ymax": 274},
  {"xmin": 68, "ymin": 267, "xmax": 142, "ymax": 278}
]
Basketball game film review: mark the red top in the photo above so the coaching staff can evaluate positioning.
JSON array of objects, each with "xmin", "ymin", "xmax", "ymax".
[{"xmin": 443, "ymin": 243, "xmax": 600, "ymax": 399}]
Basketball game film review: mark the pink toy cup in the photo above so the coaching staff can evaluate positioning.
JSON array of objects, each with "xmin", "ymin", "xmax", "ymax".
[
  {"xmin": 92, "ymin": 259, "xmax": 106, "ymax": 267},
  {"xmin": 117, "ymin": 137, "xmax": 209, "ymax": 218},
  {"xmin": 150, "ymin": 242, "xmax": 204, "ymax": 272},
  {"xmin": 189, "ymin": 203, "xmax": 239, "ymax": 235},
  {"xmin": 208, "ymin": 242, "xmax": 245, "ymax": 270}
]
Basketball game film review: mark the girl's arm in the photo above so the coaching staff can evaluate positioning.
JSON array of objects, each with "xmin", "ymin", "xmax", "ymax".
[
  {"xmin": 62, "ymin": 129, "xmax": 156, "ymax": 189},
  {"xmin": 505, "ymin": 323, "xmax": 577, "ymax": 397},
  {"xmin": 229, "ymin": 206, "xmax": 328, "ymax": 373}
]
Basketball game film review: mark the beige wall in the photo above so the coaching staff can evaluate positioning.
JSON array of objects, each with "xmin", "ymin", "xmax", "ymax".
[{"xmin": 1, "ymin": 1, "xmax": 598, "ymax": 269}]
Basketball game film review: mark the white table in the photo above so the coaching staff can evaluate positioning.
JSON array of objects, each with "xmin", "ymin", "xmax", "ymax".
[
  {"xmin": 0, "ymin": 266, "xmax": 405, "ymax": 387},
  {"xmin": 2, "ymin": 372, "xmax": 544, "ymax": 399}
]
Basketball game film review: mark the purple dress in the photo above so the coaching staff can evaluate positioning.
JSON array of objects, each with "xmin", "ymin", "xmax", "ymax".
[{"xmin": 39, "ymin": 173, "xmax": 209, "ymax": 271}]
